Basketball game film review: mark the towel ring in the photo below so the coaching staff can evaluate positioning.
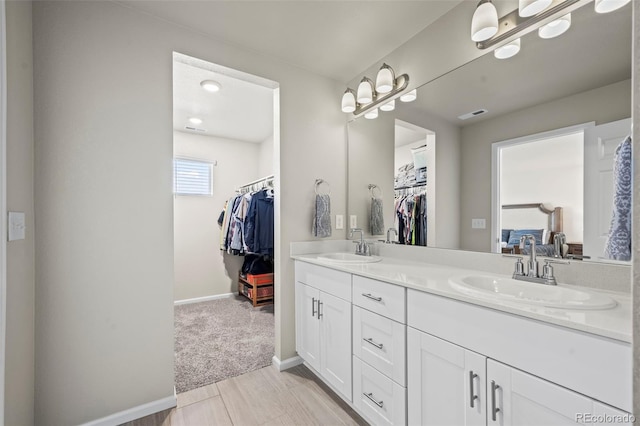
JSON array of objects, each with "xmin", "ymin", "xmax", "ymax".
[
  {"xmin": 315, "ymin": 179, "xmax": 331, "ymax": 196},
  {"xmin": 368, "ymin": 184, "xmax": 383, "ymax": 199}
]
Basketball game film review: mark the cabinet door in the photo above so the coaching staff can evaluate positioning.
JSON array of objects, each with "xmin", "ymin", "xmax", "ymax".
[
  {"xmin": 487, "ymin": 359, "xmax": 593, "ymax": 426},
  {"xmin": 319, "ymin": 291, "xmax": 352, "ymax": 401},
  {"xmin": 407, "ymin": 328, "xmax": 485, "ymax": 426},
  {"xmin": 295, "ymin": 281, "xmax": 320, "ymax": 371}
]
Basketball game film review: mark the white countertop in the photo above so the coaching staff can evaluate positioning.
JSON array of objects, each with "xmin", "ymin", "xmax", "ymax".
[{"xmin": 292, "ymin": 253, "xmax": 632, "ymax": 343}]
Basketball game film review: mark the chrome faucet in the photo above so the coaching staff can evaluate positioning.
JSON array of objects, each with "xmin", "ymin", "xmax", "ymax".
[
  {"xmin": 508, "ymin": 233, "xmax": 569, "ymax": 285},
  {"xmin": 520, "ymin": 234, "xmax": 538, "ymax": 278},
  {"xmin": 350, "ymin": 228, "xmax": 371, "ymax": 256},
  {"xmin": 386, "ymin": 228, "xmax": 398, "ymax": 244},
  {"xmin": 553, "ymin": 232, "xmax": 566, "ymax": 258}
]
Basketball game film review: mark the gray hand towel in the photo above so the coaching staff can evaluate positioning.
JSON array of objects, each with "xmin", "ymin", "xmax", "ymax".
[
  {"xmin": 371, "ymin": 197, "xmax": 384, "ymax": 236},
  {"xmin": 312, "ymin": 194, "xmax": 332, "ymax": 238}
]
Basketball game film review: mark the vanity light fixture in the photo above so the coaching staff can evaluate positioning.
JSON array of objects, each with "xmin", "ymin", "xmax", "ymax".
[
  {"xmin": 188, "ymin": 117, "xmax": 203, "ymax": 125},
  {"xmin": 380, "ymin": 100, "xmax": 395, "ymax": 112},
  {"xmin": 400, "ymin": 89, "xmax": 417, "ymax": 103},
  {"xmin": 200, "ymin": 80, "xmax": 221, "ymax": 92},
  {"xmin": 494, "ymin": 38, "xmax": 521, "ymax": 59},
  {"xmin": 341, "ymin": 63, "xmax": 414, "ymax": 118},
  {"xmin": 594, "ymin": 0, "xmax": 631, "ymax": 13},
  {"xmin": 538, "ymin": 13, "xmax": 571, "ymax": 38},
  {"xmin": 472, "ymin": 0, "xmax": 628, "ymax": 59},
  {"xmin": 471, "ymin": 0, "xmax": 499, "ymax": 42}
]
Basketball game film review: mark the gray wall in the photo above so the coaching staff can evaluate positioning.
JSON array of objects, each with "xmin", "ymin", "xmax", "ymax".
[
  {"xmin": 5, "ymin": 2, "xmax": 35, "ymax": 425},
  {"xmin": 32, "ymin": 1, "xmax": 345, "ymax": 424},
  {"xmin": 460, "ymin": 79, "xmax": 631, "ymax": 252}
]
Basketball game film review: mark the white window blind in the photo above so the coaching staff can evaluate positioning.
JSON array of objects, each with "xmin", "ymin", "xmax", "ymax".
[{"xmin": 173, "ymin": 158, "xmax": 213, "ymax": 196}]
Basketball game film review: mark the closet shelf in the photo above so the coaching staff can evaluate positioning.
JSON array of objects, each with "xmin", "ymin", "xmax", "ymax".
[{"xmin": 238, "ymin": 273, "xmax": 274, "ymax": 307}]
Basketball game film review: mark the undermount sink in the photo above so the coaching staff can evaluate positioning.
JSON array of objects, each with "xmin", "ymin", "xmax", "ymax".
[
  {"xmin": 449, "ymin": 275, "xmax": 617, "ymax": 310},
  {"xmin": 316, "ymin": 252, "xmax": 382, "ymax": 264}
]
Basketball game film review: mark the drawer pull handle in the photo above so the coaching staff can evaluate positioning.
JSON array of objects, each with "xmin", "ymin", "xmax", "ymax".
[
  {"xmin": 312, "ymin": 297, "xmax": 317, "ymax": 318},
  {"xmin": 363, "ymin": 392, "xmax": 384, "ymax": 408},
  {"xmin": 317, "ymin": 301, "xmax": 323, "ymax": 319},
  {"xmin": 362, "ymin": 293, "xmax": 383, "ymax": 302},
  {"xmin": 363, "ymin": 337, "xmax": 384, "ymax": 350},
  {"xmin": 491, "ymin": 380, "xmax": 500, "ymax": 421},
  {"xmin": 469, "ymin": 371, "xmax": 478, "ymax": 408}
]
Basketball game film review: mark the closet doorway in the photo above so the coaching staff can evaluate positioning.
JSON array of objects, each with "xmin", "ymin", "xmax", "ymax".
[{"xmin": 171, "ymin": 52, "xmax": 279, "ymax": 395}]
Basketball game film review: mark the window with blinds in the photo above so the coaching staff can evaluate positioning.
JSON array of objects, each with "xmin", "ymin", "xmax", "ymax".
[{"xmin": 173, "ymin": 158, "xmax": 213, "ymax": 196}]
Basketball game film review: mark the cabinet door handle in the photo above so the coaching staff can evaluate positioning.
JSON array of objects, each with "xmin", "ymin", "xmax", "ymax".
[
  {"xmin": 362, "ymin": 293, "xmax": 383, "ymax": 302},
  {"xmin": 363, "ymin": 337, "xmax": 384, "ymax": 350},
  {"xmin": 363, "ymin": 392, "xmax": 384, "ymax": 408},
  {"xmin": 491, "ymin": 380, "xmax": 500, "ymax": 421},
  {"xmin": 469, "ymin": 371, "xmax": 478, "ymax": 408},
  {"xmin": 311, "ymin": 297, "xmax": 317, "ymax": 318},
  {"xmin": 317, "ymin": 301, "xmax": 323, "ymax": 319}
]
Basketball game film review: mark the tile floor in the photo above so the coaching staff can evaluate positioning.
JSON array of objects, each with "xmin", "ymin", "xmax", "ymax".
[{"xmin": 122, "ymin": 364, "xmax": 367, "ymax": 426}]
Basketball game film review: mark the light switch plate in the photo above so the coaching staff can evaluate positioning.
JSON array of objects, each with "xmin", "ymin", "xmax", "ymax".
[
  {"xmin": 335, "ymin": 215, "xmax": 344, "ymax": 230},
  {"xmin": 8, "ymin": 212, "xmax": 26, "ymax": 241},
  {"xmin": 349, "ymin": 215, "xmax": 357, "ymax": 229},
  {"xmin": 471, "ymin": 218, "xmax": 486, "ymax": 229}
]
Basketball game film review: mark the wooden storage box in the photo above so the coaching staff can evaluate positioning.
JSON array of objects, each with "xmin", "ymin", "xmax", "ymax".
[{"xmin": 245, "ymin": 273, "xmax": 274, "ymax": 285}]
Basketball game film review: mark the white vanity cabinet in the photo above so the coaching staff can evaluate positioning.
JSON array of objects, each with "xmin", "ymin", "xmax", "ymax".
[
  {"xmin": 295, "ymin": 262, "xmax": 352, "ymax": 401},
  {"xmin": 352, "ymin": 276, "xmax": 407, "ymax": 426},
  {"xmin": 407, "ymin": 289, "xmax": 633, "ymax": 425}
]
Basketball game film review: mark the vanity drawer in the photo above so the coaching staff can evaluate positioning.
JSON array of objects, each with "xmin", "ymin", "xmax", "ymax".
[
  {"xmin": 295, "ymin": 261, "xmax": 351, "ymax": 301},
  {"xmin": 353, "ymin": 355, "xmax": 406, "ymax": 426},
  {"xmin": 353, "ymin": 306, "xmax": 406, "ymax": 386},
  {"xmin": 353, "ymin": 275, "xmax": 405, "ymax": 323}
]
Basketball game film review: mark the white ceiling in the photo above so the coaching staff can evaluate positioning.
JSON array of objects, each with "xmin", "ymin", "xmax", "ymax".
[
  {"xmin": 173, "ymin": 55, "xmax": 275, "ymax": 142},
  {"xmin": 117, "ymin": 0, "xmax": 462, "ymax": 82}
]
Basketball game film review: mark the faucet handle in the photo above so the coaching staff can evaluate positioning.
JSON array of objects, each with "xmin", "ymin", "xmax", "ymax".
[
  {"xmin": 544, "ymin": 258, "xmax": 570, "ymax": 265},
  {"xmin": 513, "ymin": 257, "xmax": 525, "ymax": 276},
  {"xmin": 541, "ymin": 259, "xmax": 568, "ymax": 285}
]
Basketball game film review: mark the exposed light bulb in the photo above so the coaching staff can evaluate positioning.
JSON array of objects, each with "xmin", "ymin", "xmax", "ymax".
[
  {"xmin": 494, "ymin": 38, "xmax": 521, "ymax": 59},
  {"xmin": 471, "ymin": 0, "xmax": 499, "ymax": 42}
]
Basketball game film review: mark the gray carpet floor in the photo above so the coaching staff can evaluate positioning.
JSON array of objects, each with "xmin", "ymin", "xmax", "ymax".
[{"xmin": 174, "ymin": 295, "xmax": 274, "ymax": 394}]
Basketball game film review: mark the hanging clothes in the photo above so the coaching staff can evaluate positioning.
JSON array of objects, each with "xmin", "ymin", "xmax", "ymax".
[{"xmin": 394, "ymin": 189, "xmax": 427, "ymax": 247}]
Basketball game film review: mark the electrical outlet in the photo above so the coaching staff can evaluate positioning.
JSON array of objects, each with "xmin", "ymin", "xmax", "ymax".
[
  {"xmin": 471, "ymin": 218, "xmax": 486, "ymax": 229},
  {"xmin": 8, "ymin": 212, "xmax": 26, "ymax": 241},
  {"xmin": 335, "ymin": 215, "xmax": 344, "ymax": 230},
  {"xmin": 349, "ymin": 215, "xmax": 357, "ymax": 229}
]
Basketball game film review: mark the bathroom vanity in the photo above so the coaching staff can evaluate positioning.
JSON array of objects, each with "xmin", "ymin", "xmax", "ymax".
[{"xmin": 292, "ymin": 251, "xmax": 632, "ymax": 426}]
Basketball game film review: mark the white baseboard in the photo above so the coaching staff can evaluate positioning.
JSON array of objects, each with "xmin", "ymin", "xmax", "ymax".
[
  {"xmin": 174, "ymin": 292, "xmax": 234, "ymax": 306},
  {"xmin": 272, "ymin": 355, "xmax": 303, "ymax": 371},
  {"xmin": 81, "ymin": 393, "xmax": 177, "ymax": 426}
]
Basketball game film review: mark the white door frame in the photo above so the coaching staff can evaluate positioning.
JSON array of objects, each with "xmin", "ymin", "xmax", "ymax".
[
  {"xmin": 490, "ymin": 122, "xmax": 594, "ymax": 253},
  {"xmin": 0, "ymin": 1, "xmax": 7, "ymax": 423}
]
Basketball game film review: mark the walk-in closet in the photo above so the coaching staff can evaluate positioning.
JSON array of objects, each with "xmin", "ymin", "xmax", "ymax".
[{"xmin": 172, "ymin": 53, "xmax": 277, "ymax": 395}]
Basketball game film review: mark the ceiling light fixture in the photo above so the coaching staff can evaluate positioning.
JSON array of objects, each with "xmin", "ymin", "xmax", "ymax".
[
  {"xmin": 472, "ymin": 0, "xmax": 625, "ymax": 60},
  {"xmin": 400, "ymin": 89, "xmax": 417, "ymax": 103},
  {"xmin": 341, "ymin": 63, "xmax": 414, "ymax": 119},
  {"xmin": 200, "ymin": 80, "xmax": 221, "ymax": 92},
  {"xmin": 188, "ymin": 117, "xmax": 203, "ymax": 125},
  {"xmin": 538, "ymin": 13, "xmax": 571, "ymax": 38}
]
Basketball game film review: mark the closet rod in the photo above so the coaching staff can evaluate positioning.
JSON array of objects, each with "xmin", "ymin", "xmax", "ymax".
[{"xmin": 238, "ymin": 174, "xmax": 274, "ymax": 192}]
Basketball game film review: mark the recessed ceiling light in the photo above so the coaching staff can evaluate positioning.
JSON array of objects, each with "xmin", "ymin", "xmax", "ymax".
[
  {"xmin": 200, "ymin": 80, "xmax": 221, "ymax": 92},
  {"xmin": 189, "ymin": 117, "xmax": 203, "ymax": 125}
]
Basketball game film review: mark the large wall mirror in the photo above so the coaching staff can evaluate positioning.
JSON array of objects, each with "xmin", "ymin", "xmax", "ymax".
[{"xmin": 347, "ymin": 1, "xmax": 631, "ymax": 264}]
